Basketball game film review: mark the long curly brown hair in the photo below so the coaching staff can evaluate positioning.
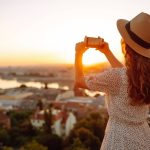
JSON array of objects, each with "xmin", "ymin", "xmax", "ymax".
[{"xmin": 124, "ymin": 44, "xmax": 150, "ymax": 105}]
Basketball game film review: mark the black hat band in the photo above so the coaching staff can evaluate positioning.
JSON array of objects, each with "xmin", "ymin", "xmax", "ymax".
[{"xmin": 125, "ymin": 22, "xmax": 150, "ymax": 49}]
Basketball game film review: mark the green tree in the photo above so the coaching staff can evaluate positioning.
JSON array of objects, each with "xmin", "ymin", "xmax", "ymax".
[
  {"xmin": 6, "ymin": 110, "xmax": 37, "ymax": 148},
  {"xmin": 37, "ymin": 100, "xmax": 44, "ymax": 110},
  {"xmin": 19, "ymin": 84, "xmax": 27, "ymax": 88},
  {"xmin": 64, "ymin": 111, "xmax": 108, "ymax": 150},
  {"xmin": 36, "ymin": 134, "xmax": 63, "ymax": 150},
  {"xmin": 8, "ymin": 127, "xmax": 29, "ymax": 148},
  {"xmin": 43, "ymin": 104, "xmax": 53, "ymax": 134},
  {"xmin": 65, "ymin": 127, "xmax": 100, "ymax": 150},
  {"xmin": 2, "ymin": 146, "xmax": 13, "ymax": 150},
  {"xmin": 65, "ymin": 138, "xmax": 90, "ymax": 150},
  {"xmin": 8, "ymin": 110, "xmax": 32, "ymax": 127},
  {"xmin": 23, "ymin": 140, "xmax": 47, "ymax": 150},
  {"xmin": 74, "ymin": 111, "xmax": 107, "ymax": 142},
  {"xmin": 0, "ymin": 128, "xmax": 10, "ymax": 145}
]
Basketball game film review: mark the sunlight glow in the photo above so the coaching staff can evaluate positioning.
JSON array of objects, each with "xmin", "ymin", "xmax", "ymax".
[
  {"xmin": 0, "ymin": 0, "xmax": 149, "ymax": 66},
  {"xmin": 83, "ymin": 49, "xmax": 107, "ymax": 66}
]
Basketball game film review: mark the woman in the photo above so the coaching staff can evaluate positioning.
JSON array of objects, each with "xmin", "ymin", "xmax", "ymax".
[{"xmin": 74, "ymin": 12, "xmax": 150, "ymax": 150}]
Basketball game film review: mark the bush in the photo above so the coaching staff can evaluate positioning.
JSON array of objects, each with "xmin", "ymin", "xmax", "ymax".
[
  {"xmin": 23, "ymin": 140, "xmax": 47, "ymax": 150},
  {"xmin": 63, "ymin": 111, "xmax": 108, "ymax": 150}
]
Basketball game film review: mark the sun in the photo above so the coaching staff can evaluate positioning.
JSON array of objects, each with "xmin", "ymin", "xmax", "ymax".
[{"xmin": 83, "ymin": 48, "xmax": 107, "ymax": 66}]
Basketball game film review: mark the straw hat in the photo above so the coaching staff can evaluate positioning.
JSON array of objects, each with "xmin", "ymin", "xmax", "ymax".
[{"xmin": 117, "ymin": 12, "xmax": 150, "ymax": 58}]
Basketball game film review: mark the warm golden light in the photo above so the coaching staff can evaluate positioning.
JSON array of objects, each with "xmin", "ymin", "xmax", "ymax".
[
  {"xmin": 1, "ymin": 0, "xmax": 147, "ymax": 66},
  {"xmin": 83, "ymin": 49, "xmax": 107, "ymax": 66}
]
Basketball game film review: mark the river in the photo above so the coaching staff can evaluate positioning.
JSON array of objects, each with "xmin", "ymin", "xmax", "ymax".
[{"xmin": 0, "ymin": 78, "xmax": 69, "ymax": 90}]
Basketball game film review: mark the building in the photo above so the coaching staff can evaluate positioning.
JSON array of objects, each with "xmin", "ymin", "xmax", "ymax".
[
  {"xmin": 65, "ymin": 111, "xmax": 77, "ymax": 136},
  {"xmin": 30, "ymin": 106, "xmax": 76, "ymax": 137},
  {"xmin": 30, "ymin": 109, "xmax": 45, "ymax": 128}
]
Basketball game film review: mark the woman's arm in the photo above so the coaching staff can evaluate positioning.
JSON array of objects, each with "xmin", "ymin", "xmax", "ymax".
[
  {"xmin": 96, "ymin": 41, "xmax": 124, "ymax": 68},
  {"xmin": 74, "ymin": 42, "xmax": 89, "ymax": 90},
  {"xmin": 74, "ymin": 39, "xmax": 123, "ymax": 94},
  {"xmin": 105, "ymin": 49, "xmax": 124, "ymax": 68}
]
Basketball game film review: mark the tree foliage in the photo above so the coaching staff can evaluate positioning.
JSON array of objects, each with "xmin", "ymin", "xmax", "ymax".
[
  {"xmin": 2, "ymin": 146, "xmax": 13, "ymax": 150},
  {"xmin": 0, "ymin": 128, "xmax": 10, "ymax": 145},
  {"xmin": 36, "ymin": 133, "xmax": 63, "ymax": 150},
  {"xmin": 64, "ymin": 111, "xmax": 108, "ymax": 150},
  {"xmin": 23, "ymin": 140, "xmax": 47, "ymax": 150},
  {"xmin": 64, "ymin": 138, "xmax": 90, "ymax": 150},
  {"xmin": 43, "ymin": 104, "xmax": 53, "ymax": 134},
  {"xmin": 8, "ymin": 110, "xmax": 32, "ymax": 127},
  {"xmin": 5, "ymin": 110, "xmax": 37, "ymax": 148},
  {"xmin": 0, "ymin": 108, "xmax": 108, "ymax": 150}
]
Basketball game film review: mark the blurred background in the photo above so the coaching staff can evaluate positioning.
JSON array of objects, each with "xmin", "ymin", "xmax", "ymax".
[
  {"xmin": 0, "ymin": 0, "xmax": 149, "ymax": 66},
  {"xmin": 0, "ymin": 0, "xmax": 149, "ymax": 150}
]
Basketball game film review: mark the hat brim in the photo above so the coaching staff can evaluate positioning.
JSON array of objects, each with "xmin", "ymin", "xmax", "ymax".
[{"xmin": 117, "ymin": 19, "xmax": 150, "ymax": 58}]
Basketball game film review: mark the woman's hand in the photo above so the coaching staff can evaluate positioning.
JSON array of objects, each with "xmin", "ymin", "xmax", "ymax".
[
  {"xmin": 74, "ymin": 41, "xmax": 89, "ymax": 92},
  {"xmin": 95, "ymin": 40, "xmax": 111, "ymax": 55},
  {"xmin": 96, "ymin": 39, "xmax": 123, "ymax": 68},
  {"xmin": 75, "ymin": 42, "xmax": 88, "ymax": 55}
]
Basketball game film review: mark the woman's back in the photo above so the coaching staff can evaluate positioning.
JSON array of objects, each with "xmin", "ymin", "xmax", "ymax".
[
  {"xmin": 107, "ymin": 67, "xmax": 149, "ymax": 123},
  {"xmin": 85, "ymin": 67, "xmax": 150, "ymax": 150}
]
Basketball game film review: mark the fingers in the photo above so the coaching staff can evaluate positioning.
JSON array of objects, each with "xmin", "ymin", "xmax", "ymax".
[
  {"xmin": 95, "ymin": 41, "xmax": 109, "ymax": 54},
  {"xmin": 96, "ymin": 41, "xmax": 107, "ymax": 49},
  {"xmin": 76, "ymin": 41, "xmax": 86, "ymax": 47},
  {"xmin": 75, "ymin": 41, "xmax": 88, "ymax": 53}
]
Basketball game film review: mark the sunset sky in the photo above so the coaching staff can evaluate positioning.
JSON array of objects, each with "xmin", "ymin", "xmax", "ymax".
[{"xmin": 0, "ymin": 0, "xmax": 149, "ymax": 66}]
